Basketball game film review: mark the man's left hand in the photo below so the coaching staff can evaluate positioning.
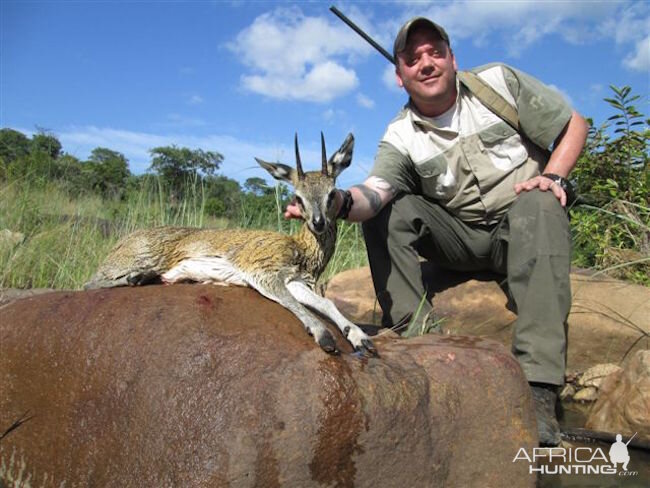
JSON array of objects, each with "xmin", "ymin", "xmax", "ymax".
[{"xmin": 514, "ymin": 175, "xmax": 567, "ymax": 207}]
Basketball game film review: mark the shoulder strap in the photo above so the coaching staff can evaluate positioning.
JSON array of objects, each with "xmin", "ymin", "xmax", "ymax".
[{"xmin": 457, "ymin": 70, "xmax": 520, "ymax": 131}]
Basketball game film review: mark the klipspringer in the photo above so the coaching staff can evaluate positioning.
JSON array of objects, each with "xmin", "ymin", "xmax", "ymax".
[{"xmin": 85, "ymin": 133, "xmax": 376, "ymax": 356}]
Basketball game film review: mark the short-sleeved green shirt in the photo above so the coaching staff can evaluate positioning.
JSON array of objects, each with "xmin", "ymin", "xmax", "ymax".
[{"xmin": 370, "ymin": 63, "xmax": 573, "ymax": 223}]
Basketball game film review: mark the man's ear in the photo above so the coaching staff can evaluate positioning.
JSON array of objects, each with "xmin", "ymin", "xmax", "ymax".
[
  {"xmin": 255, "ymin": 158, "xmax": 296, "ymax": 184},
  {"xmin": 451, "ymin": 51, "xmax": 458, "ymax": 71},
  {"xmin": 395, "ymin": 66, "xmax": 405, "ymax": 88}
]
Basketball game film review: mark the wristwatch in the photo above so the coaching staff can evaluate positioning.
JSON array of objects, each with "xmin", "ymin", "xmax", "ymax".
[
  {"xmin": 542, "ymin": 173, "xmax": 576, "ymax": 205},
  {"xmin": 336, "ymin": 189, "xmax": 354, "ymax": 220}
]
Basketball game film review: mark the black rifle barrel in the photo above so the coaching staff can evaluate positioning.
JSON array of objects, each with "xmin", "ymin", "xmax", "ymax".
[{"xmin": 329, "ymin": 6, "xmax": 396, "ymax": 65}]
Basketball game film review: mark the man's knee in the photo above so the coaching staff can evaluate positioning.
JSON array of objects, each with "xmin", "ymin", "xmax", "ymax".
[
  {"xmin": 512, "ymin": 189, "xmax": 565, "ymax": 217},
  {"xmin": 510, "ymin": 190, "xmax": 570, "ymax": 234},
  {"xmin": 507, "ymin": 189, "xmax": 571, "ymax": 260}
]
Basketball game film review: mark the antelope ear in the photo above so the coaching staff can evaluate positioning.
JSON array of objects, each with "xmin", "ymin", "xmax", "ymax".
[
  {"xmin": 255, "ymin": 158, "xmax": 296, "ymax": 183},
  {"xmin": 327, "ymin": 133, "xmax": 354, "ymax": 180}
]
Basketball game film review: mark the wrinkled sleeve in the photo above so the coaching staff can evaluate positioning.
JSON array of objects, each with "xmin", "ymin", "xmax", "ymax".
[
  {"xmin": 368, "ymin": 140, "xmax": 418, "ymax": 194},
  {"xmin": 502, "ymin": 66, "xmax": 573, "ymax": 149}
]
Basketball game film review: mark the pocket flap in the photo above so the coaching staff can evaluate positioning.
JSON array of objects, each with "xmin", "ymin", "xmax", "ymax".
[
  {"xmin": 413, "ymin": 154, "xmax": 447, "ymax": 178},
  {"xmin": 478, "ymin": 121, "xmax": 517, "ymax": 145}
]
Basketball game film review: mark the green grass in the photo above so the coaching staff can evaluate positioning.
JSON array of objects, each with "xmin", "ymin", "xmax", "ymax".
[
  {"xmin": 0, "ymin": 178, "xmax": 367, "ymax": 290},
  {"xmin": 1, "ymin": 175, "xmax": 646, "ymax": 293},
  {"xmin": 0, "ymin": 177, "xmax": 226, "ymax": 289},
  {"xmin": 1, "ymin": 179, "xmax": 113, "ymax": 289}
]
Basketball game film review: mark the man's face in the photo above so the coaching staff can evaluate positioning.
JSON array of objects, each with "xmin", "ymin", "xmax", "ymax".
[{"xmin": 395, "ymin": 27, "xmax": 458, "ymax": 116}]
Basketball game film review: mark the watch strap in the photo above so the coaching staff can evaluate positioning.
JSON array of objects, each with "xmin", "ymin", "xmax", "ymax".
[{"xmin": 336, "ymin": 190, "xmax": 353, "ymax": 220}]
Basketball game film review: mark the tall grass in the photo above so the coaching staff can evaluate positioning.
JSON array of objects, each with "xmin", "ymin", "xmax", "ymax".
[
  {"xmin": 0, "ymin": 175, "xmax": 223, "ymax": 289},
  {"xmin": 5, "ymin": 168, "xmax": 644, "ymax": 295},
  {"xmin": 0, "ymin": 177, "xmax": 367, "ymax": 290},
  {"xmin": 1, "ymin": 180, "xmax": 112, "ymax": 289}
]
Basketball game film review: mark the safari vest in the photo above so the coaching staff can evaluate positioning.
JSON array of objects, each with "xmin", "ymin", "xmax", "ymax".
[{"xmin": 370, "ymin": 63, "xmax": 573, "ymax": 223}]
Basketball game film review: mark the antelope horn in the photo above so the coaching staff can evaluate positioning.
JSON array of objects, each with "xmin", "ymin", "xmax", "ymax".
[
  {"xmin": 321, "ymin": 132, "xmax": 328, "ymax": 176},
  {"xmin": 294, "ymin": 133, "xmax": 304, "ymax": 179}
]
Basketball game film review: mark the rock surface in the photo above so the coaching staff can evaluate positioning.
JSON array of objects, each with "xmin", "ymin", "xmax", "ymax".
[
  {"xmin": 573, "ymin": 386, "xmax": 599, "ymax": 403},
  {"xmin": 0, "ymin": 284, "xmax": 536, "ymax": 488},
  {"xmin": 577, "ymin": 364, "xmax": 623, "ymax": 388},
  {"xmin": 586, "ymin": 350, "xmax": 650, "ymax": 442},
  {"xmin": 325, "ymin": 266, "xmax": 650, "ymax": 373},
  {"xmin": 559, "ymin": 363, "xmax": 623, "ymax": 404},
  {"xmin": 0, "ymin": 287, "xmax": 56, "ymax": 306}
]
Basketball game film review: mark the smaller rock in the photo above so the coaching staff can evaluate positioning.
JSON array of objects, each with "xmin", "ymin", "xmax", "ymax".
[
  {"xmin": 559, "ymin": 384, "xmax": 576, "ymax": 401},
  {"xmin": 564, "ymin": 371, "xmax": 579, "ymax": 384},
  {"xmin": 578, "ymin": 363, "xmax": 623, "ymax": 388},
  {"xmin": 573, "ymin": 386, "xmax": 599, "ymax": 402}
]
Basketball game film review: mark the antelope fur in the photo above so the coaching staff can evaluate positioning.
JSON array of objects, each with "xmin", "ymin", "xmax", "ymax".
[{"xmin": 85, "ymin": 133, "xmax": 376, "ymax": 356}]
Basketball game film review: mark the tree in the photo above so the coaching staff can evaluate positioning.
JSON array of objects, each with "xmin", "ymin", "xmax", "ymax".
[
  {"xmin": 244, "ymin": 177, "xmax": 272, "ymax": 196},
  {"xmin": 148, "ymin": 145, "xmax": 224, "ymax": 199},
  {"xmin": 204, "ymin": 175, "xmax": 241, "ymax": 218},
  {"xmin": 31, "ymin": 132, "xmax": 62, "ymax": 160},
  {"xmin": 0, "ymin": 128, "xmax": 31, "ymax": 165},
  {"xmin": 85, "ymin": 147, "xmax": 131, "ymax": 198},
  {"xmin": 571, "ymin": 85, "xmax": 649, "ymax": 284}
]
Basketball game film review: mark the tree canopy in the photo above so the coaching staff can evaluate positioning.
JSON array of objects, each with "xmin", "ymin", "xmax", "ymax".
[
  {"xmin": 85, "ymin": 147, "xmax": 130, "ymax": 198},
  {"xmin": 149, "ymin": 145, "xmax": 224, "ymax": 198},
  {"xmin": 31, "ymin": 132, "xmax": 62, "ymax": 160},
  {"xmin": 0, "ymin": 128, "xmax": 31, "ymax": 164}
]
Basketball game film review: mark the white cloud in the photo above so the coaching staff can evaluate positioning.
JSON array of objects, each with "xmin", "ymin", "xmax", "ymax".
[
  {"xmin": 188, "ymin": 94, "xmax": 204, "ymax": 105},
  {"xmin": 590, "ymin": 83, "xmax": 604, "ymax": 94},
  {"xmin": 623, "ymin": 35, "xmax": 650, "ymax": 72},
  {"xmin": 356, "ymin": 93, "xmax": 375, "ymax": 109},
  {"xmin": 382, "ymin": 64, "xmax": 401, "ymax": 92},
  {"xmin": 53, "ymin": 126, "xmax": 353, "ymax": 183},
  {"xmin": 393, "ymin": 0, "xmax": 644, "ymax": 62},
  {"xmin": 227, "ymin": 2, "xmax": 645, "ymax": 100},
  {"xmin": 322, "ymin": 108, "xmax": 346, "ymax": 123},
  {"xmin": 323, "ymin": 108, "xmax": 335, "ymax": 121},
  {"xmin": 14, "ymin": 124, "xmax": 370, "ymax": 188},
  {"xmin": 598, "ymin": 2, "xmax": 648, "ymax": 45},
  {"xmin": 57, "ymin": 126, "xmax": 168, "ymax": 172},
  {"xmin": 241, "ymin": 61, "xmax": 358, "ymax": 103},
  {"xmin": 228, "ymin": 6, "xmax": 372, "ymax": 103}
]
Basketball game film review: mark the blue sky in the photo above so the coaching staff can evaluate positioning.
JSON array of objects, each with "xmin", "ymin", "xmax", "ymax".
[{"xmin": 2, "ymin": 1, "xmax": 648, "ymax": 188}]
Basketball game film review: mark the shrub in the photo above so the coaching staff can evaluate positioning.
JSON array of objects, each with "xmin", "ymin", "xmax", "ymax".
[{"xmin": 571, "ymin": 85, "xmax": 649, "ymax": 285}]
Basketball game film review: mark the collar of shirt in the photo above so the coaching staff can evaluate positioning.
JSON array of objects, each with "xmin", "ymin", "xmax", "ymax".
[{"xmin": 406, "ymin": 77, "xmax": 463, "ymax": 136}]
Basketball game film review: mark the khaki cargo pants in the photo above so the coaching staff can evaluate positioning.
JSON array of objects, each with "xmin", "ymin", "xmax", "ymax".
[{"xmin": 362, "ymin": 189, "xmax": 571, "ymax": 386}]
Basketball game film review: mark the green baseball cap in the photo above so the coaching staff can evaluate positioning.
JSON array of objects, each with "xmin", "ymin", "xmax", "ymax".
[{"xmin": 393, "ymin": 17, "xmax": 450, "ymax": 60}]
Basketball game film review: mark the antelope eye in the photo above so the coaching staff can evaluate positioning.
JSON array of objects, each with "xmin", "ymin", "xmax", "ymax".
[{"xmin": 326, "ymin": 191, "xmax": 336, "ymax": 207}]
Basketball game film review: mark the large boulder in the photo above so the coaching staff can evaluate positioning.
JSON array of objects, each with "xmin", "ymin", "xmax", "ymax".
[
  {"xmin": 326, "ymin": 266, "xmax": 650, "ymax": 373},
  {"xmin": 0, "ymin": 287, "xmax": 55, "ymax": 306},
  {"xmin": 1, "ymin": 285, "xmax": 536, "ymax": 487}
]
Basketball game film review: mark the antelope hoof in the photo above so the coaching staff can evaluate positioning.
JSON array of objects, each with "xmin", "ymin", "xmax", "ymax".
[
  {"xmin": 127, "ymin": 272, "xmax": 147, "ymax": 286},
  {"xmin": 127, "ymin": 270, "xmax": 160, "ymax": 286},
  {"xmin": 345, "ymin": 327, "xmax": 378, "ymax": 357},
  {"xmin": 356, "ymin": 338, "xmax": 379, "ymax": 358},
  {"xmin": 318, "ymin": 333, "xmax": 338, "ymax": 355}
]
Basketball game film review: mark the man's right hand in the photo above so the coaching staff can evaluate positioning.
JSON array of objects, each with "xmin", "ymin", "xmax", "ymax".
[{"xmin": 284, "ymin": 198, "xmax": 302, "ymax": 219}]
